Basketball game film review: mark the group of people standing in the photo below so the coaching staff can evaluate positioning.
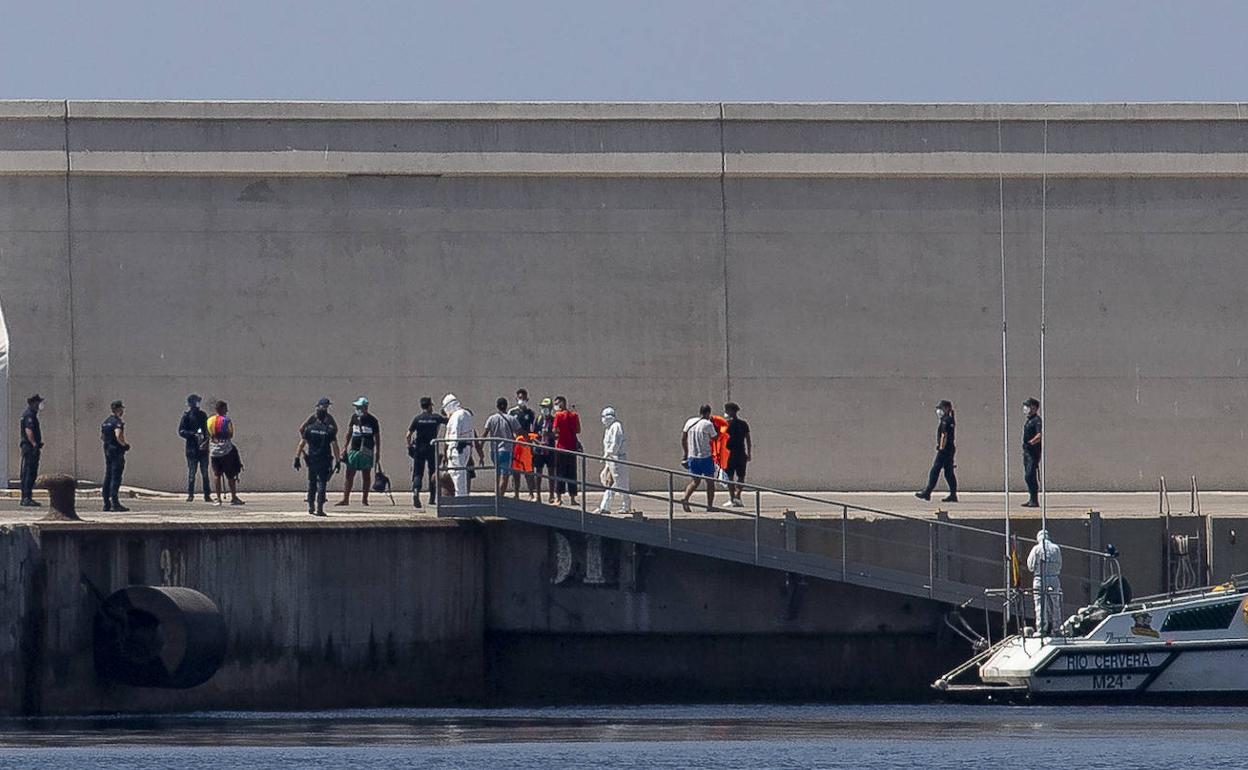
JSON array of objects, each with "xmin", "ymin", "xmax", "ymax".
[
  {"xmin": 292, "ymin": 396, "xmax": 382, "ymax": 517},
  {"xmin": 915, "ymin": 397, "xmax": 1044, "ymax": 506},
  {"xmin": 288, "ymin": 389, "xmax": 756, "ymax": 520},
  {"xmin": 18, "ymin": 388, "xmax": 1056, "ymax": 519},
  {"xmin": 679, "ymin": 403, "xmax": 752, "ymax": 512},
  {"xmin": 441, "ymin": 390, "xmax": 590, "ymax": 508},
  {"xmin": 179, "ymin": 394, "xmax": 245, "ymax": 507},
  {"xmin": 13, "ymin": 388, "xmax": 756, "ymax": 516}
]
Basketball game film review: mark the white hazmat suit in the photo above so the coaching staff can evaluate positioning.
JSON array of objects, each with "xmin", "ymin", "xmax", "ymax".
[
  {"xmin": 442, "ymin": 393, "xmax": 474, "ymax": 497},
  {"xmin": 595, "ymin": 407, "xmax": 630, "ymax": 514},
  {"xmin": 1026, "ymin": 529, "xmax": 1063, "ymax": 634}
]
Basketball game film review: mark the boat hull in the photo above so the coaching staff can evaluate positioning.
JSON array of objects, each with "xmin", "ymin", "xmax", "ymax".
[{"xmin": 938, "ymin": 588, "xmax": 1248, "ymax": 701}]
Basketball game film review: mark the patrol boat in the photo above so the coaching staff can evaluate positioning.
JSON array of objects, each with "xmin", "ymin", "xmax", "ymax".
[{"xmin": 935, "ymin": 575, "xmax": 1248, "ymax": 700}]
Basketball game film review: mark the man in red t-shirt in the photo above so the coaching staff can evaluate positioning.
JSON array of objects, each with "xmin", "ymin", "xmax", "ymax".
[{"xmin": 552, "ymin": 395, "xmax": 581, "ymax": 505}]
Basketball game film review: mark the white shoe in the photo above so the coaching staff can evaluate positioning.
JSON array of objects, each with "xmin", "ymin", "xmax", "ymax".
[{"xmin": 593, "ymin": 508, "xmax": 609, "ymax": 515}]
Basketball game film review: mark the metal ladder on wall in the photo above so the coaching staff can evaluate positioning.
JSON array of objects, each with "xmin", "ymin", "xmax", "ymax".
[
  {"xmin": 434, "ymin": 438, "xmax": 1114, "ymax": 611},
  {"xmin": 1160, "ymin": 475, "xmax": 1207, "ymax": 595}
]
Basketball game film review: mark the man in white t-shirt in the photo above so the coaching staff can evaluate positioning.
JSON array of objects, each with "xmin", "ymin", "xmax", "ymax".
[{"xmin": 680, "ymin": 404, "xmax": 718, "ymax": 512}]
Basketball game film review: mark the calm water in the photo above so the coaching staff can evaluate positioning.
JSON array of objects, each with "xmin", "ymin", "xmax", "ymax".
[{"xmin": 1, "ymin": 704, "xmax": 1246, "ymax": 769}]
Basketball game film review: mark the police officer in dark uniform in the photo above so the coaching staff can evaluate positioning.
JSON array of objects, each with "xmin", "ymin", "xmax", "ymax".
[
  {"xmin": 294, "ymin": 397, "xmax": 341, "ymax": 516},
  {"xmin": 101, "ymin": 400, "xmax": 131, "ymax": 512},
  {"xmin": 916, "ymin": 399, "xmax": 957, "ymax": 503},
  {"xmin": 406, "ymin": 396, "xmax": 447, "ymax": 509},
  {"xmin": 18, "ymin": 394, "xmax": 44, "ymax": 507},
  {"xmin": 1021, "ymin": 397, "xmax": 1043, "ymax": 507}
]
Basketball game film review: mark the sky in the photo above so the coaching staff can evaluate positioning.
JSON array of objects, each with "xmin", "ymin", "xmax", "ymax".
[{"xmin": 1, "ymin": 0, "xmax": 1245, "ymax": 102}]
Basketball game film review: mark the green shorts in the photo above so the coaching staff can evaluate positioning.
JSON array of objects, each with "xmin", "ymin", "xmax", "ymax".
[{"xmin": 346, "ymin": 449, "xmax": 374, "ymax": 471}]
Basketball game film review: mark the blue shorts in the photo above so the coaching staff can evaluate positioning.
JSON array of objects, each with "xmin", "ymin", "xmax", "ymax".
[
  {"xmin": 493, "ymin": 445, "xmax": 515, "ymax": 475},
  {"xmin": 687, "ymin": 456, "xmax": 715, "ymax": 479}
]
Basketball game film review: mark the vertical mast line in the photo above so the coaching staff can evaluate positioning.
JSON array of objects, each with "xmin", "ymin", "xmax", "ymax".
[
  {"xmin": 998, "ymin": 118, "xmax": 1011, "ymax": 623},
  {"xmin": 1040, "ymin": 119, "xmax": 1048, "ymax": 533}
]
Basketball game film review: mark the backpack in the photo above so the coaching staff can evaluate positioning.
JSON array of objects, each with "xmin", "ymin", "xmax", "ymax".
[{"xmin": 372, "ymin": 464, "xmax": 395, "ymax": 505}]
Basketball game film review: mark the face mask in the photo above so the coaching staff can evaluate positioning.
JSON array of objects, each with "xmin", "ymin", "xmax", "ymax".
[
  {"xmin": 935, "ymin": 409, "xmax": 944, "ymax": 417},
  {"xmin": 355, "ymin": 408, "xmax": 364, "ymax": 416},
  {"xmin": 1023, "ymin": 406, "xmax": 1032, "ymax": 415},
  {"xmin": 517, "ymin": 399, "xmax": 527, "ymax": 407},
  {"xmin": 541, "ymin": 407, "xmax": 551, "ymax": 416},
  {"xmin": 38, "ymin": 403, "xmax": 45, "ymax": 412},
  {"xmin": 601, "ymin": 416, "xmax": 612, "ymax": 426}
]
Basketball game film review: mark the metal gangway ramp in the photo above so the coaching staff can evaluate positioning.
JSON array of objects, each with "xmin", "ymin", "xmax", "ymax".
[{"xmin": 434, "ymin": 439, "xmax": 1099, "ymax": 611}]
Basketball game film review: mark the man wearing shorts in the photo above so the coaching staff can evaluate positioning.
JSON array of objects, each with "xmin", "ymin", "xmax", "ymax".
[
  {"xmin": 206, "ymin": 400, "xmax": 245, "ymax": 506},
  {"xmin": 483, "ymin": 397, "xmax": 523, "ymax": 496},
  {"xmin": 723, "ymin": 402, "xmax": 752, "ymax": 507},
  {"xmin": 680, "ymin": 404, "xmax": 718, "ymax": 512},
  {"xmin": 338, "ymin": 396, "xmax": 380, "ymax": 506}
]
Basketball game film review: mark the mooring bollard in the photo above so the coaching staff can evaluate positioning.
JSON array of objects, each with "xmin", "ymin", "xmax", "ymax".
[{"xmin": 37, "ymin": 473, "xmax": 82, "ymax": 521}]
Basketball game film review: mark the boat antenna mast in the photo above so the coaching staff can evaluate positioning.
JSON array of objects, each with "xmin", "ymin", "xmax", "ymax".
[{"xmin": 997, "ymin": 117, "xmax": 1012, "ymax": 629}]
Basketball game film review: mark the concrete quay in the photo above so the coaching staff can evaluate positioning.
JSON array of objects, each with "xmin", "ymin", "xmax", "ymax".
[
  {"xmin": 1, "ymin": 487, "xmax": 1244, "ymax": 715},
  {"xmin": 0, "ymin": 488, "xmax": 1226, "ymax": 523}
]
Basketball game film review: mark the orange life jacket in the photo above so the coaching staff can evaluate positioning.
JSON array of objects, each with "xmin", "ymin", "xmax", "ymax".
[
  {"xmin": 711, "ymin": 414, "xmax": 730, "ymax": 469},
  {"xmin": 512, "ymin": 432, "xmax": 537, "ymax": 472}
]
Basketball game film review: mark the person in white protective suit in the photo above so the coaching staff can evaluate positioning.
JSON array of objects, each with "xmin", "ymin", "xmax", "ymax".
[
  {"xmin": 1026, "ymin": 529, "xmax": 1063, "ymax": 635},
  {"xmin": 594, "ymin": 406, "xmax": 631, "ymax": 514},
  {"xmin": 442, "ymin": 393, "xmax": 479, "ymax": 497}
]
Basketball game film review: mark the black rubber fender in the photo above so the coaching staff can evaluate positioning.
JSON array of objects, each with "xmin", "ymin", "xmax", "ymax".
[{"xmin": 93, "ymin": 585, "xmax": 227, "ymax": 689}]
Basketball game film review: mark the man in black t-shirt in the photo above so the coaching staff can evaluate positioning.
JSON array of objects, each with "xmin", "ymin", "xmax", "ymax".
[
  {"xmin": 533, "ymin": 397, "xmax": 558, "ymax": 504},
  {"xmin": 1021, "ymin": 398, "xmax": 1043, "ymax": 508},
  {"xmin": 294, "ymin": 397, "xmax": 341, "ymax": 516},
  {"xmin": 406, "ymin": 396, "xmax": 447, "ymax": 508},
  {"xmin": 338, "ymin": 397, "xmax": 381, "ymax": 506},
  {"xmin": 19, "ymin": 394, "xmax": 44, "ymax": 507},
  {"xmin": 101, "ymin": 400, "xmax": 131, "ymax": 512},
  {"xmin": 508, "ymin": 388, "xmax": 536, "ymax": 434},
  {"xmin": 177, "ymin": 394, "xmax": 212, "ymax": 503},
  {"xmin": 916, "ymin": 399, "xmax": 958, "ymax": 503},
  {"xmin": 723, "ymin": 402, "xmax": 752, "ymax": 507}
]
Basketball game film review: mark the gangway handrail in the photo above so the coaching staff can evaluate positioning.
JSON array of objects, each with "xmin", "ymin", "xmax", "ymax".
[{"xmin": 431, "ymin": 436, "xmax": 1116, "ymax": 562}]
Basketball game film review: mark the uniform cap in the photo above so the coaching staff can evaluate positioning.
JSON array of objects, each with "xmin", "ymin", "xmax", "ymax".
[
  {"xmin": 540, "ymin": 397, "xmax": 553, "ymax": 407},
  {"xmin": 27, "ymin": 393, "xmax": 43, "ymax": 403},
  {"xmin": 187, "ymin": 393, "xmax": 202, "ymax": 405},
  {"xmin": 352, "ymin": 396, "xmax": 369, "ymax": 407},
  {"xmin": 1024, "ymin": 397, "xmax": 1040, "ymax": 408},
  {"xmin": 316, "ymin": 397, "xmax": 332, "ymax": 407},
  {"xmin": 110, "ymin": 400, "xmax": 125, "ymax": 410}
]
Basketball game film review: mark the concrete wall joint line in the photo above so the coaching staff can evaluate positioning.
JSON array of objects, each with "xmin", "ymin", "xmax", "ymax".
[{"xmin": 61, "ymin": 101, "xmax": 79, "ymax": 480}]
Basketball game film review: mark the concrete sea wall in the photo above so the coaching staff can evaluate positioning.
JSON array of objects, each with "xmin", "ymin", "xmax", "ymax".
[
  {"xmin": 0, "ymin": 519, "xmax": 485, "ymax": 715},
  {"xmin": 4, "ymin": 102, "xmax": 1248, "ymax": 490},
  {"xmin": 3, "ymin": 510, "xmax": 1243, "ymax": 715}
]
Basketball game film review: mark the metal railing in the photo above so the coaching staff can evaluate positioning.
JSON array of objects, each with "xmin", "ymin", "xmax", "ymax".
[{"xmin": 430, "ymin": 436, "xmax": 1123, "ymax": 610}]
